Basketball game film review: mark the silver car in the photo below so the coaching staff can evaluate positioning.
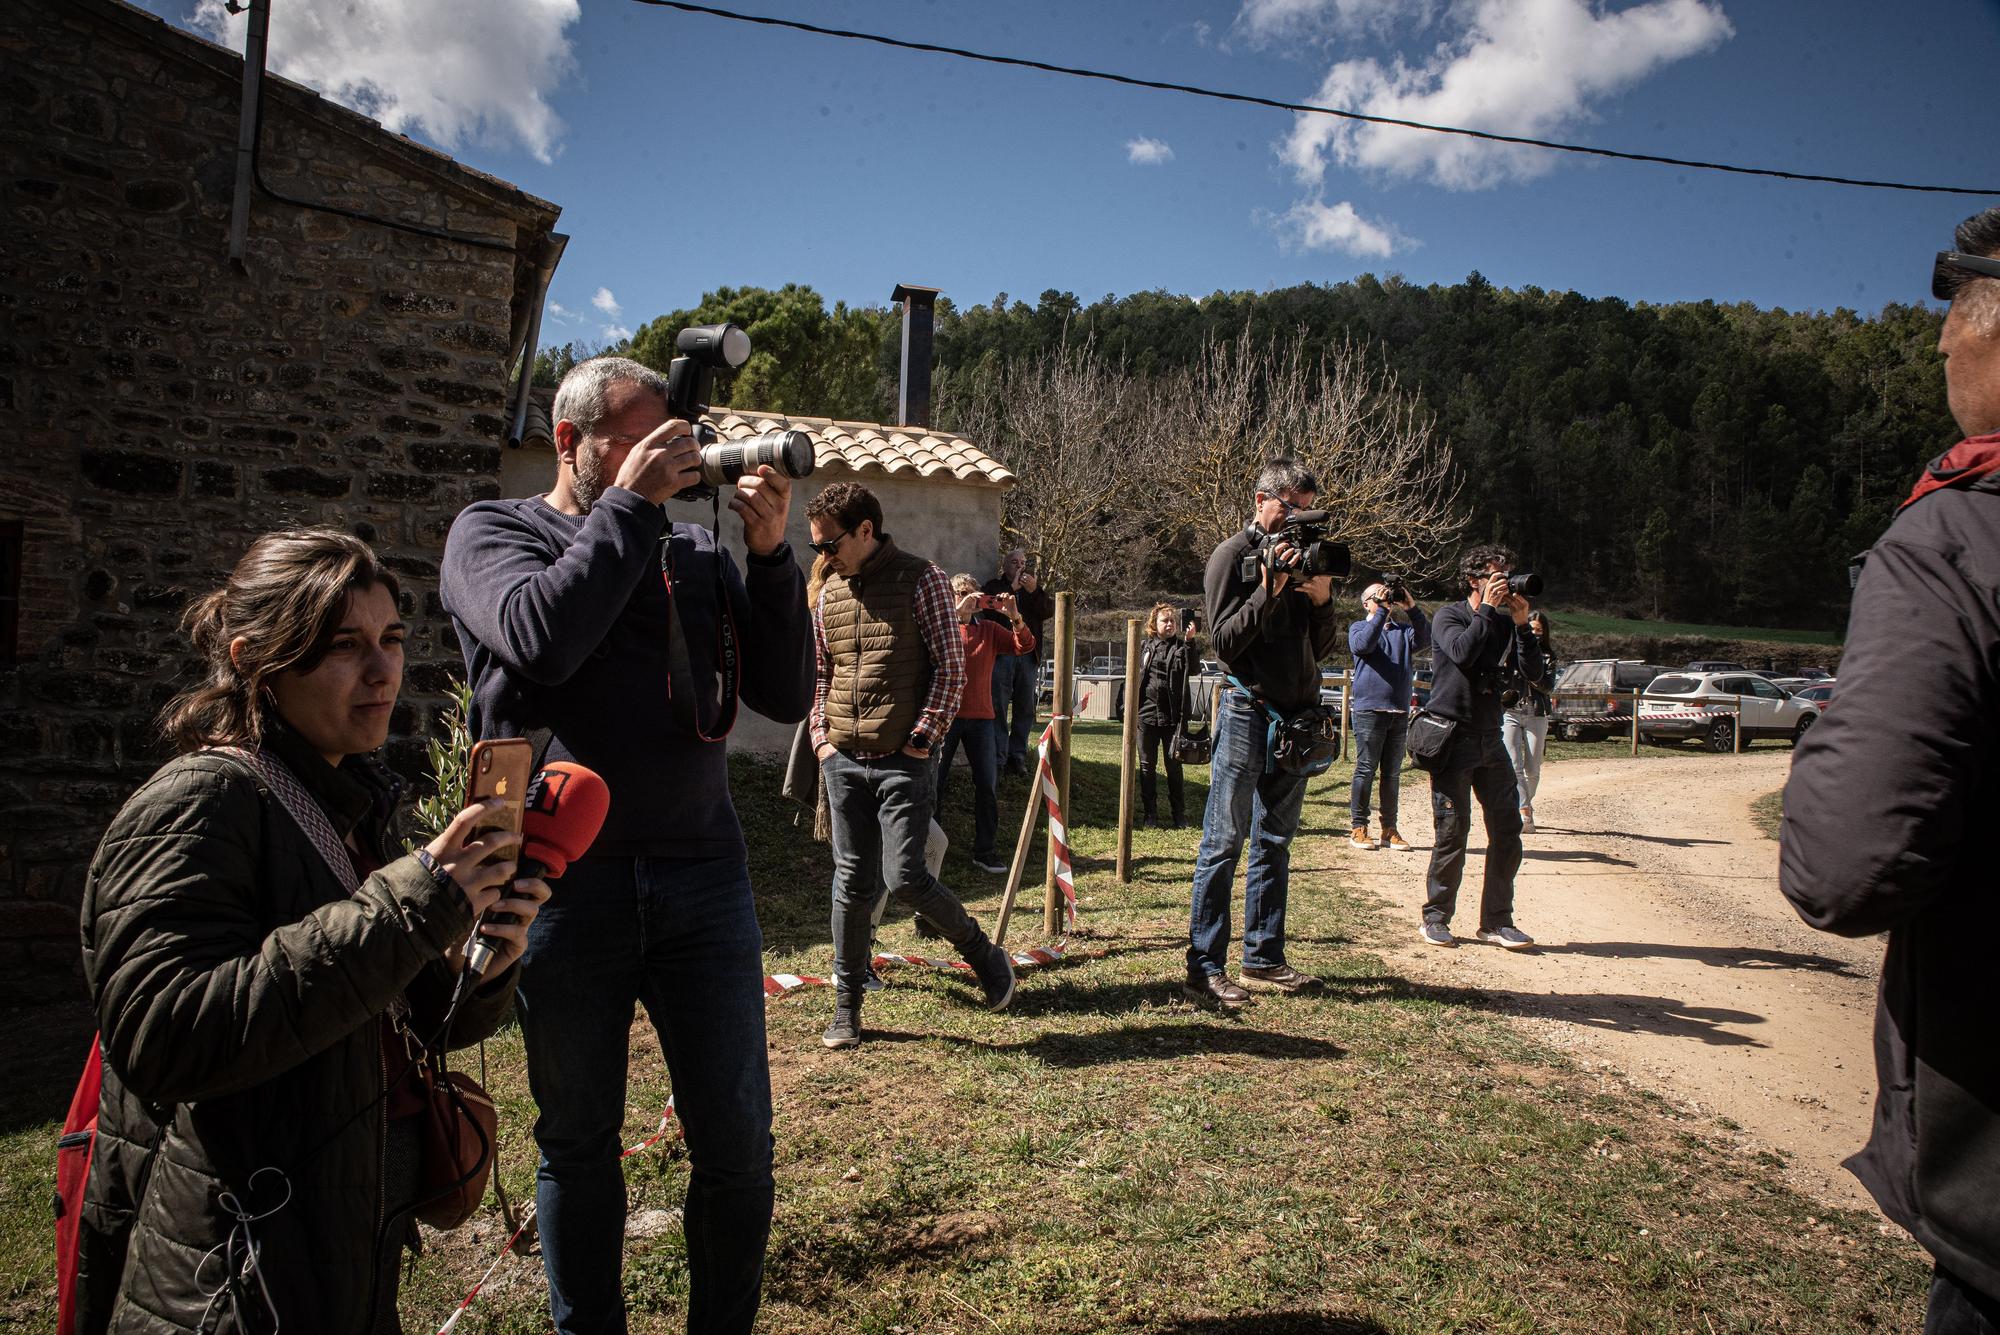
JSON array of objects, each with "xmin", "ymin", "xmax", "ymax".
[{"xmin": 1638, "ymin": 672, "xmax": 1819, "ymax": 751}]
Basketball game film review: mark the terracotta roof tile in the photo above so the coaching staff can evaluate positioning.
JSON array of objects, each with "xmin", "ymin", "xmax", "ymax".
[{"xmin": 711, "ymin": 411, "xmax": 1014, "ymax": 488}]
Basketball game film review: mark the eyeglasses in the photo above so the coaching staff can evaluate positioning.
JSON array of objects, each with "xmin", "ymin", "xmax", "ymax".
[
  {"xmin": 807, "ymin": 528, "xmax": 850, "ymax": 557},
  {"xmin": 1933, "ymin": 251, "xmax": 2000, "ymax": 302}
]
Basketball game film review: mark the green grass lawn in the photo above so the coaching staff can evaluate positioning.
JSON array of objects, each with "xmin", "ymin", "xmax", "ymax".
[
  {"xmin": 1549, "ymin": 609, "xmax": 1841, "ymax": 647},
  {"xmin": 4, "ymin": 723, "xmax": 1915, "ymax": 1334}
]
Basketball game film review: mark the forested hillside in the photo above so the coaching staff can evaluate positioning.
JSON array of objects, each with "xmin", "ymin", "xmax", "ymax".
[{"xmin": 540, "ymin": 275, "xmax": 1955, "ymax": 630}]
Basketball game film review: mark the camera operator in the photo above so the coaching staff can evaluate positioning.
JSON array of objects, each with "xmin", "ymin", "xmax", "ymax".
[
  {"xmin": 439, "ymin": 355, "xmax": 813, "ymax": 1335},
  {"xmin": 983, "ymin": 548, "xmax": 1056, "ymax": 776},
  {"xmin": 1348, "ymin": 580, "xmax": 1430, "ymax": 851},
  {"xmin": 1419, "ymin": 545, "xmax": 1545, "ymax": 951},
  {"xmin": 1184, "ymin": 457, "xmax": 1342, "ymax": 1009}
]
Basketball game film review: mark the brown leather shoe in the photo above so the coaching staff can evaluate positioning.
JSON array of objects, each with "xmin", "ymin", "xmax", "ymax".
[
  {"xmin": 1382, "ymin": 827, "xmax": 1412, "ymax": 851},
  {"xmin": 1242, "ymin": 963, "xmax": 1324, "ymax": 994},
  {"xmin": 1183, "ymin": 973, "xmax": 1255, "ymax": 1010},
  {"xmin": 1349, "ymin": 825, "xmax": 1376, "ymax": 850}
]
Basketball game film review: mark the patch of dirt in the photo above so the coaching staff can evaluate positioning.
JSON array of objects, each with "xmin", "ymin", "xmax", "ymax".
[{"xmin": 1340, "ymin": 751, "xmax": 1883, "ymax": 1213}]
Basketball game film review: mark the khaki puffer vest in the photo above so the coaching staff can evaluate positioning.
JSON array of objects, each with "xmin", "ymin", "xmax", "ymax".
[{"xmin": 820, "ymin": 538, "xmax": 935, "ymax": 752}]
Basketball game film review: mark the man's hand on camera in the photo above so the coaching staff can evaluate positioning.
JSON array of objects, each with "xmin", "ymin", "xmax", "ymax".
[
  {"xmin": 1482, "ymin": 572, "xmax": 1529, "ymax": 624},
  {"xmin": 1301, "ymin": 575, "xmax": 1334, "ymax": 606},
  {"xmin": 1019, "ymin": 572, "xmax": 1039, "ymax": 594},
  {"xmin": 1399, "ymin": 590, "xmax": 1417, "ymax": 611},
  {"xmin": 729, "ymin": 464, "xmax": 794, "ymax": 556},
  {"xmin": 1264, "ymin": 538, "xmax": 1300, "ymax": 592},
  {"xmin": 613, "ymin": 418, "xmax": 701, "ymax": 504}
]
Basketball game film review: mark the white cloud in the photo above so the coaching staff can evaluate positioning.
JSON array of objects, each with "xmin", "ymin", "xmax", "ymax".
[
  {"xmin": 546, "ymin": 301, "xmax": 573, "ymax": 321},
  {"xmin": 1126, "ymin": 137, "xmax": 1176, "ymax": 166},
  {"xmin": 601, "ymin": 324, "xmax": 632, "ymax": 344},
  {"xmin": 1280, "ymin": 0, "xmax": 1733, "ymax": 191},
  {"xmin": 191, "ymin": 0, "xmax": 580, "ymax": 164},
  {"xmin": 1270, "ymin": 199, "xmax": 1411, "ymax": 258},
  {"xmin": 1237, "ymin": 0, "xmax": 1438, "ymax": 44},
  {"xmin": 592, "ymin": 287, "xmax": 622, "ymax": 318}
]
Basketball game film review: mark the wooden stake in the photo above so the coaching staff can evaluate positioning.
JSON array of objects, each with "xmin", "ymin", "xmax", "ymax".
[
  {"xmin": 991, "ymin": 759, "xmax": 1045, "ymax": 948},
  {"xmin": 1117, "ymin": 618, "xmax": 1141, "ymax": 883},
  {"xmin": 1045, "ymin": 593, "xmax": 1073, "ymax": 936}
]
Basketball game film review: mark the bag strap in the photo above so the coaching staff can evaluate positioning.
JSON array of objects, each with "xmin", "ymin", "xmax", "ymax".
[
  {"xmin": 209, "ymin": 746, "xmax": 357, "ymax": 892},
  {"xmin": 660, "ymin": 524, "xmax": 741, "ymax": 742}
]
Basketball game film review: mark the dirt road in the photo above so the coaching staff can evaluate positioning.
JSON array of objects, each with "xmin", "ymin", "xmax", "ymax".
[{"xmin": 1336, "ymin": 751, "xmax": 1884, "ymax": 1212}]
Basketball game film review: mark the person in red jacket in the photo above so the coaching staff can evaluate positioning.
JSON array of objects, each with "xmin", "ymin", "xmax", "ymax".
[{"xmin": 937, "ymin": 573, "xmax": 1034, "ymax": 873}]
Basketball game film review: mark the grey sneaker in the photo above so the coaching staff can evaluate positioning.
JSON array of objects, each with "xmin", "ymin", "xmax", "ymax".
[
  {"xmin": 913, "ymin": 915, "xmax": 944, "ymax": 941},
  {"xmin": 971, "ymin": 853, "xmax": 1011, "ymax": 875},
  {"xmin": 1182, "ymin": 973, "xmax": 1254, "ymax": 1010},
  {"xmin": 1241, "ymin": 963, "xmax": 1324, "ymax": 993},
  {"xmin": 971, "ymin": 940, "xmax": 1016, "ymax": 1011},
  {"xmin": 862, "ymin": 963, "xmax": 885, "ymax": 992},
  {"xmin": 1476, "ymin": 925, "xmax": 1536, "ymax": 950},
  {"xmin": 1420, "ymin": 920, "xmax": 1455, "ymax": 947},
  {"xmin": 822, "ymin": 998, "xmax": 861, "ymax": 1049}
]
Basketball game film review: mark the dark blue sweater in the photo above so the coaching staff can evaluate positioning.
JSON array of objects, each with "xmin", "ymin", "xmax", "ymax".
[
  {"xmin": 439, "ymin": 488, "xmax": 812, "ymax": 858},
  {"xmin": 1347, "ymin": 607, "xmax": 1430, "ymax": 712}
]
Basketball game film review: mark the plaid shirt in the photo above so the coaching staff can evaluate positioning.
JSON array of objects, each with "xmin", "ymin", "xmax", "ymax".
[{"xmin": 811, "ymin": 561, "xmax": 965, "ymax": 759}]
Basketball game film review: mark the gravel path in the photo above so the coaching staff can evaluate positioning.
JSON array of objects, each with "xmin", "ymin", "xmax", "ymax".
[{"xmin": 1336, "ymin": 750, "xmax": 1883, "ymax": 1212}]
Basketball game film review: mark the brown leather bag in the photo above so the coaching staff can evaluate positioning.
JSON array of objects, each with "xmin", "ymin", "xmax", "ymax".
[{"xmin": 409, "ymin": 1045, "xmax": 497, "ymax": 1230}]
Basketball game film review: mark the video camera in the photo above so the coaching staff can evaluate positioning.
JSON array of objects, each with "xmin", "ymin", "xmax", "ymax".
[
  {"xmin": 1241, "ymin": 508, "xmax": 1352, "ymax": 583},
  {"xmin": 664, "ymin": 322, "xmax": 816, "ymax": 503}
]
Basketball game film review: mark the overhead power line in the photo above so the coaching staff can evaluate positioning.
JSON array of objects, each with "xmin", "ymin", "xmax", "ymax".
[{"xmin": 632, "ymin": 0, "xmax": 1998, "ymax": 198}]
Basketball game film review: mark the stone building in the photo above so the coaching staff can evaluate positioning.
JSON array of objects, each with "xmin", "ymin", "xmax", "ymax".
[
  {"xmin": 0, "ymin": 0, "xmax": 562, "ymax": 1013},
  {"xmin": 506, "ymin": 399, "xmax": 1018, "ymax": 757}
]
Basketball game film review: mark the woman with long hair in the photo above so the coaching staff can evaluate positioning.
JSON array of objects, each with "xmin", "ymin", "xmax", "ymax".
[
  {"xmin": 1502, "ymin": 609, "xmax": 1559, "ymax": 833},
  {"xmin": 74, "ymin": 528, "xmax": 549, "ymax": 1334},
  {"xmin": 1137, "ymin": 601, "xmax": 1195, "ymax": 827}
]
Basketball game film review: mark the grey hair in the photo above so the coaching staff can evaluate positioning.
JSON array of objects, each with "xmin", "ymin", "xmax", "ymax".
[
  {"xmin": 1951, "ymin": 208, "xmax": 2000, "ymax": 335},
  {"xmin": 552, "ymin": 355, "xmax": 668, "ymax": 438},
  {"xmin": 1254, "ymin": 456, "xmax": 1319, "ymax": 499}
]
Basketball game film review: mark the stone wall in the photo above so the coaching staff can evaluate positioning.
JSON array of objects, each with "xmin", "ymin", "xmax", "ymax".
[{"xmin": 0, "ymin": 0, "xmax": 559, "ymax": 1007}]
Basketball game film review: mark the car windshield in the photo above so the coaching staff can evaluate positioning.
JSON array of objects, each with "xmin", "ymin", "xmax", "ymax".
[{"xmin": 1648, "ymin": 676, "xmax": 1700, "ymax": 694}]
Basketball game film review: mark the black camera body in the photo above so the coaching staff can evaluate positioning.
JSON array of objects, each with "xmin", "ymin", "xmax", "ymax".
[
  {"xmin": 1241, "ymin": 508, "xmax": 1352, "ymax": 584},
  {"xmin": 664, "ymin": 323, "xmax": 816, "ymax": 502},
  {"xmin": 1504, "ymin": 570, "xmax": 1544, "ymax": 598},
  {"xmin": 1379, "ymin": 576, "xmax": 1409, "ymax": 606}
]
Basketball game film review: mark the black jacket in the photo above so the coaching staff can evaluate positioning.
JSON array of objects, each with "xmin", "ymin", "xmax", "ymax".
[
  {"xmin": 76, "ymin": 722, "xmax": 517, "ymax": 1334},
  {"xmin": 1428, "ymin": 600, "xmax": 1546, "ymax": 735},
  {"xmin": 1204, "ymin": 525, "xmax": 1342, "ymax": 713},
  {"xmin": 1780, "ymin": 477, "xmax": 2000, "ymax": 1299},
  {"xmin": 1138, "ymin": 636, "xmax": 1192, "ymax": 729}
]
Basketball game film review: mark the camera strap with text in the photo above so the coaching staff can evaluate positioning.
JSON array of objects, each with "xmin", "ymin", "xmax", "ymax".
[{"xmin": 660, "ymin": 521, "xmax": 741, "ymax": 743}]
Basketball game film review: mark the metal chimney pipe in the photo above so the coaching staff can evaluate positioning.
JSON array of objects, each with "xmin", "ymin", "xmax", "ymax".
[{"xmin": 891, "ymin": 283, "xmax": 940, "ymax": 429}]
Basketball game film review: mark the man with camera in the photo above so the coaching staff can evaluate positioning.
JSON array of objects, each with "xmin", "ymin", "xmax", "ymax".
[
  {"xmin": 1348, "ymin": 580, "xmax": 1430, "ymax": 851},
  {"xmin": 983, "ymin": 547, "xmax": 1056, "ymax": 775},
  {"xmin": 1418, "ymin": 545, "xmax": 1544, "ymax": 950},
  {"xmin": 440, "ymin": 354, "xmax": 813, "ymax": 1335},
  {"xmin": 1780, "ymin": 210, "xmax": 2000, "ymax": 1333},
  {"xmin": 1185, "ymin": 457, "xmax": 1343, "ymax": 1009},
  {"xmin": 807, "ymin": 482, "xmax": 1018, "ymax": 1050}
]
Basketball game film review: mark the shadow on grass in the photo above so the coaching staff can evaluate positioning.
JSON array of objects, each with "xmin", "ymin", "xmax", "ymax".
[
  {"xmin": 1539, "ymin": 939, "xmax": 1863, "ymax": 976},
  {"xmin": 1141, "ymin": 1315, "xmax": 1391, "ymax": 1335},
  {"xmin": 972, "ymin": 1019, "xmax": 1347, "ymax": 1069}
]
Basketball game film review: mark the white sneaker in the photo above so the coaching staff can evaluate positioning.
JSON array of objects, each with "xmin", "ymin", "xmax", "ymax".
[{"xmin": 1519, "ymin": 808, "xmax": 1535, "ymax": 834}]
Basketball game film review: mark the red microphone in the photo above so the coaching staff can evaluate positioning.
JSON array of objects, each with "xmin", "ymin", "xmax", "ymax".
[{"xmin": 465, "ymin": 762, "xmax": 609, "ymax": 979}]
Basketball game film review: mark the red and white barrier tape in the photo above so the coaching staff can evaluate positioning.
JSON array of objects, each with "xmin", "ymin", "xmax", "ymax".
[
  {"xmin": 1562, "ymin": 707, "xmax": 1737, "ymax": 726},
  {"xmin": 1036, "ymin": 718, "xmax": 1078, "ymax": 932}
]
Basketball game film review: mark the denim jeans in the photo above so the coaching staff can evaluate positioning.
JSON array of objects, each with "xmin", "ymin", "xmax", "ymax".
[
  {"xmin": 823, "ymin": 750, "xmax": 986, "ymax": 999},
  {"xmin": 515, "ymin": 854, "xmax": 774, "ymax": 1335},
  {"xmin": 990, "ymin": 652, "xmax": 1039, "ymax": 767},
  {"xmin": 1422, "ymin": 728, "xmax": 1525, "ymax": 931},
  {"xmin": 1186, "ymin": 689, "xmax": 1310, "ymax": 979},
  {"xmin": 935, "ymin": 714, "xmax": 1000, "ymax": 858},
  {"xmin": 1500, "ymin": 710, "xmax": 1549, "ymax": 810},
  {"xmin": 1928, "ymin": 1266, "xmax": 2000, "ymax": 1335},
  {"xmin": 1348, "ymin": 710, "xmax": 1408, "ymax": 829}
]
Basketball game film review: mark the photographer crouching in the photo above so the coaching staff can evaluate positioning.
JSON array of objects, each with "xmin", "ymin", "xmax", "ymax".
[
  {"xmin": 1184, "ymin": 457, "xmax": 1345, "ymax": 1010},
  {"xmin": 1413, "ymin": 545, "xmax": 1546, "ymax": 951}
]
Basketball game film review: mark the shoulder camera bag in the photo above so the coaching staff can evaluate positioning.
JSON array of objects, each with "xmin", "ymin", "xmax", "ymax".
[{"xmin": 1405, "ymin": 709, "xmax": 1458, "ymax": 772}]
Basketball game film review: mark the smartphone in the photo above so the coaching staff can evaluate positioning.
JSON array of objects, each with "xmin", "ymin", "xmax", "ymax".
[{"xmin": 466, "ymin": 737, "xmax": 534, "ymax": 845}]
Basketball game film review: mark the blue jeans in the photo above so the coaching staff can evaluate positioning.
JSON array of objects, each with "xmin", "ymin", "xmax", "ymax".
[
  {"xmin": 990, "ymin": 653, "xmax": 1039, "ymax": 767},
  {"xmin": 1349, "ymin": 710, "xmax": 1408, "ymax": 829},
  {"xmin": 935, "ymin": 715, "xmax": 1000, "ymax": 858},
  {"xmin": 515, "ymin": 854, "xmax": 774, "ymax": 1335},
  {"xmin": 1186, "ymin": 689, "xmax": 1310, "ymax": 980},
  {"xmin": 823, "ymin": 750, "xmax": 986, "ymax": 1000},
  {"xmin": 1422, "ymin": 729, "xmax": 1524, "ymax": 930}
]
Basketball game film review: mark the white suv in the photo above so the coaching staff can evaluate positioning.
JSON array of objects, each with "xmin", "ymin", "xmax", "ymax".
[{"xmin": 1638, "ymin": 672, "xmax": 1818, "ymax": 751}]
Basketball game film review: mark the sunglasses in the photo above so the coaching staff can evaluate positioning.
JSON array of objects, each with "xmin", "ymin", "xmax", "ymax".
[
  {"xmin": 1933, "ymin": 251, "xmax": 2000, "ymax": 302},
  {"xmin": 807, "ymin": 528, "xmax": 850, "ymax": 557}
]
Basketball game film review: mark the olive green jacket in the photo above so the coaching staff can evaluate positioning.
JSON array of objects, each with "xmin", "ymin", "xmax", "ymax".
[{"xmin": 76, "ymin": 723, "xmax": 518, "ymax": 1334}]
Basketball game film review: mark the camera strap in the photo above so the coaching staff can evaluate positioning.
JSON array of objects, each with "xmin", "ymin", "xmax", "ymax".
[{"xmin": 659, "ymin": 518, "xmax": 740, "ymax": 743}]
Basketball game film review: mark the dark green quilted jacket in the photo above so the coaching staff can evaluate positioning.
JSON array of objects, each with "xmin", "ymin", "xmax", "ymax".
[{"xmin": 75, "ymin": 723, "xmax": 519, "ymax": 1334}]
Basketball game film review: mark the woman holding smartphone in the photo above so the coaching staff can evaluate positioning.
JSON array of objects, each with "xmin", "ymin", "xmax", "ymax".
[{"xmin": 72, "ymin": 528, "xmax": 550, "ymax": 1335}]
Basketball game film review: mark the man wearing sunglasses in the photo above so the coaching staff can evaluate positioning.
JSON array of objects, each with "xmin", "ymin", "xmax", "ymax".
[
  {"xmin": 805, "ymin": 481, "xmax": 1018, "ymax": 1050},
  {"xmin": 1782, "ymin": 207, "xmax": 2000, "ymax": 1335}
]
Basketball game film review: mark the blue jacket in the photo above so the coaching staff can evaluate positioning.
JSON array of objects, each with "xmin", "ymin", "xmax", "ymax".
[{"xmin": 1347, "ymin": 606, "xmax": 1430, "ymax": 712}]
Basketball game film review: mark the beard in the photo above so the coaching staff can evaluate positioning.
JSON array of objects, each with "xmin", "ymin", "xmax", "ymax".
[{"xmin": 572, "ymin": 446, "xmax": 609, "ymax": 514}]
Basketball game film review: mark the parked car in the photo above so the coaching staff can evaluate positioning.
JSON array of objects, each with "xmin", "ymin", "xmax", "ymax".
[
  {"xmin": 1638, "ymin": 671, "xmax": 1818, "ymax": 750},
  {"xmin": 1788, "ymin": 683, "xmax": 1835, "ymax": 710},
  {"xmin": 1685, "ymin": 660, "xmax": 1751, "ymax": 673},
  {"xmin": 1552, "ymin": 659, "xmax": 1674, "ymax": 741},
  {"xmin": 1084, "ymin": 655, "xmax": 1124, "ymax": 677}
]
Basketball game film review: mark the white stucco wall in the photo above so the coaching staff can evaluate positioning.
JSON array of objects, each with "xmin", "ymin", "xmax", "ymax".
[{"xmin": 496, "ymin": 443, "xmax": 1012, "ymax": 756}]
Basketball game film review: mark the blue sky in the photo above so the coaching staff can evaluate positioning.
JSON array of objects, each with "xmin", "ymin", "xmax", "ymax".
[{"xmin": 141, "ymin": 0, "xmax": 2000, "ymax": 346}]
